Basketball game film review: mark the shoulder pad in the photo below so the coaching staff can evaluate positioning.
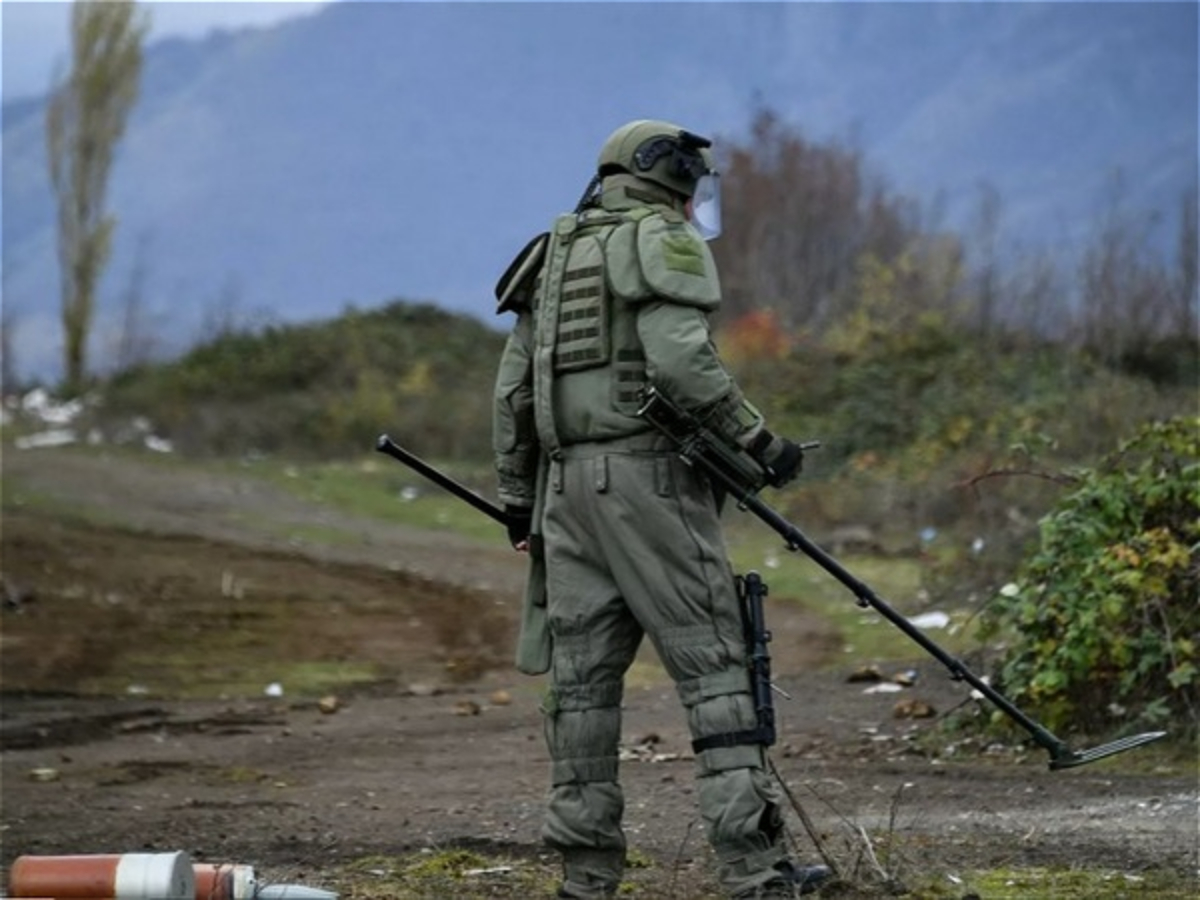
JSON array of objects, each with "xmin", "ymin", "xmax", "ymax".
[
  {"xmin": 495, "ymin": 232, "xmax": 548, "ymax": 314},
  {"xmin": 635, "ymin": 213, "xmax": 720, "ymax": 310}
]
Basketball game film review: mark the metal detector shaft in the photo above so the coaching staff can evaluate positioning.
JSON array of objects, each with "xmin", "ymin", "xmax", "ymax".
[
  {"xmin": 653, "ymin": 426, "xmax": 1167, "ymax": 769},
  {"xmin": 375, "ymin": 434, "xmax": 508, "ymax": 526},
  {"xmin": 752, "ymin": 494, "xmax": 1166, "ymax": 767},
  {"xmin": 740, "ymin": 491, "xmax": 1073, "ymax": 750}
]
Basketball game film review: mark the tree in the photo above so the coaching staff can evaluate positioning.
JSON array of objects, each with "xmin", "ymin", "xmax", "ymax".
[
  {"xmin": 1, "ymin": 303, "xmax": 20, "ymax": 394},
  {"xmin": 47, "ymin": 0, "xmax": 148, "ymax": 397},
  {"xmin": 713, "ymin": 107, "xmax": 926, "ymax": 334},
  {"xmin": 1174, "ymin": 188, "xmax": 1198, "ymax": 337},
  {"xmin": 968, "ymin": 182, "xmax": 1002, "ymax": 341}
]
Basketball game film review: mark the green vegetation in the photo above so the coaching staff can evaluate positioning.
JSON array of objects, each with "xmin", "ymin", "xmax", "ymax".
[
  {"xmin": 980, "ymin": 416, "xmax": 1199, "ymax": 739},
  {"xmin": 334, "ymin": 850, "xmax": 558, "ymax": 900},
  {"xmin": 84, "ymin": 599, "xmax": 386, "ymax": 700},
  {"xmin": 102, "ymin": 301, "xmax": 504, "ymax": 459},
  {"xmin": 958, "ymin": 866, "xmax": 1198, "ymax": 900},
  {"xmin": 319, "ymin": 850, "xmax": 1198, "ymax": 899},
  {"xmin": 247, "ymin": 455, "xmax": 508, "ymax": 545}
]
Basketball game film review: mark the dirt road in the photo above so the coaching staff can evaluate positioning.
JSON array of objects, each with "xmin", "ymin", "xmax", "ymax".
[{"xmin": 2, "ymin": 447, "xmax": 1196, "ymax": 898}]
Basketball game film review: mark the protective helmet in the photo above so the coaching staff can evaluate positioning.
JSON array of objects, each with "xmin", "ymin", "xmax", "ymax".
[{"xmin": 597, "ymin": 119, "xmax": 716, "ymax": 199}]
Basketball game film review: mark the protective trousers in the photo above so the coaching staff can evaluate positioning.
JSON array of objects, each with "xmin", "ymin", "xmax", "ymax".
[{"xmin": 540, "ymin": 438, "xmax": 790, "ymax": 898}]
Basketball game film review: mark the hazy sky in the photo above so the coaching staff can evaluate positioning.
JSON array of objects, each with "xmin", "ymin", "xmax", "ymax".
[{"xmin": 2, "ymin": 0, "xmax": 330, "ymax": 101}]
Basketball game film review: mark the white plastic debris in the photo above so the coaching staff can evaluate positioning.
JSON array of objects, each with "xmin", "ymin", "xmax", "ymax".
[
  {"xmin": 15, "ymin": 429, "xmax": 77, "ymax": 450},
  {"xmin": 264, "ymin": 682, "xmax": 284, "ymax": 698},
  {"xmin": 22, "ymin": 388, "xmax": 85, "ymax": 424},
  {"xmin": 863, "ymin": 683, "xmax": 903, "ymax": 694},
  {"xmin": 908, "ymin": 611, "xmax": 950, "ymax": 629},
  {"xmin": 145, "ymin": 435, "xmax": 174, "ymax": 453}
]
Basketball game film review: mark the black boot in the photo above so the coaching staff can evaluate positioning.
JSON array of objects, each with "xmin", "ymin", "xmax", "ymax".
[{"xmin": 734, "ymin": 860, "xmax": 834, "ymax": 898}]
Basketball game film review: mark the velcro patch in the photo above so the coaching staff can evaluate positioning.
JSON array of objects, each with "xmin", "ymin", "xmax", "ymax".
[
  {"xmin": 636, "ymin": 213, "xmax": 720, "ymax": 309},
  {"xmin": 662, "ymin": 233, "xmax": 706, "ymax": 276}
]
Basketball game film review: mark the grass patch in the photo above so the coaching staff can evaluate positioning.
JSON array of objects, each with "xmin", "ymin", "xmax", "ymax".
[
  {"xmin": 84, "ymin": 642, "xmax": 384, "ymax": 701},
  {"xmin": 230, "ymin": 512, "xmax": 370, "ymax": 548},
  {"xmin": 4, "ymin": 442, "xmax": 507, "ymax": 545},
  {"xmin": 331, "ymin": 849, "xmax": 559, "ymax": 900},
  {"xmin": 315, "ymin": 853, "xmax": 1200, "ymax": 899},
  {"xmin": 246, "ymin": 454, "xmax": 509, "ymax": 545},
  {"xmin": 957, "ymin": 866, "xmax": 1199, "ymax": 899},
  {"xmin": 2, "ymin": 482, "xmax": 139, "ymax": 532}
]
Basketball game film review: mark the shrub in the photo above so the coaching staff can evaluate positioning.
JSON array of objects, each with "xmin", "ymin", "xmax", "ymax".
[
  {"xmin": 101, "ymin": 301, "xmax": 505, "ymax": 458},
  {"xmin": 980, "ymin": 416, "xmax": 1199, "ymax": 739}
]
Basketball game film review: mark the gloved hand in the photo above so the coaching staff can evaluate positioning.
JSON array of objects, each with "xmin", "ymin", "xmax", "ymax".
[
  {"xmin": 748, "ymin": 429, "xmax": 804, "ymax": 488},
  {"xmin": 503, "ymin": 504, "xmax": 534, "ymax": 549}
]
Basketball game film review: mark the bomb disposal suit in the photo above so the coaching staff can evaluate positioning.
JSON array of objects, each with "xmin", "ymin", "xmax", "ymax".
[{"xmin": 492, "ymin": 120, "xmax": 812, "ymax": 899}]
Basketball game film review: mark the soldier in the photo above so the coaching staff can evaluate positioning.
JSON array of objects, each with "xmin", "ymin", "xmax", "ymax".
[{"xmin": 492, "ymin": 119, "xmax": 832, "ymax": 899}]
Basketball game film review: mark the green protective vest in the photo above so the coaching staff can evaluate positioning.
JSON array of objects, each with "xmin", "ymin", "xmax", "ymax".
[
  {"xmin": 493, "ymin": 185, "xmax": 768, "ymax": 676},
  {"xmin": 530, "ymin": 200, "xmax": 724, "ymax": 452}
]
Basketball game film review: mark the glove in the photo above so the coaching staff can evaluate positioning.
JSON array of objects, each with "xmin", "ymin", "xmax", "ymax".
[
  {"xmin": 503, "ymin": 504, "xmax": 534, "ymax": 548},
  {"xmin": 748, "ymin": 429, "xmax": 804, "ymax": 488}
]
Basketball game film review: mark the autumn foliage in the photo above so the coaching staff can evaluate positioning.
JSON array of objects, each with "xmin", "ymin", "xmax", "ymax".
[{"xmin": 717, "ymin": 310, "xmax": 792, "ymax": 364}]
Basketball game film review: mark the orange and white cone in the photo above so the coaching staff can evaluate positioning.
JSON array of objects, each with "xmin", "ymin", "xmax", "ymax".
[{"xmin": 9, "ymin": 852, "xmax": 194, "ymax": 899}]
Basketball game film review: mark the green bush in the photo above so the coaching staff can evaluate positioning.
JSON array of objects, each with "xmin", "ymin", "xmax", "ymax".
[
  {"xmin": 980, "ymin": 416, "xmax": 1199, "ymax": 739},
  {"xmin": 102, "ymin": 301, "xmax": 505, "ymax": 458}
]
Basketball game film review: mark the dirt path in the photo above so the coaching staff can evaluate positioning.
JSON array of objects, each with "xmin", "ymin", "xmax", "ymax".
[{"xmin": 1, "ymin": 447, "xmax": 1196, "ymax": 898}]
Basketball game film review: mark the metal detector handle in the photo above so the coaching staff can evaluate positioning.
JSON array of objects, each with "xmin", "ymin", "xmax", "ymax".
[{"xmin": 374, "ymin": 434, "xmax": 509, "ymax": 527}]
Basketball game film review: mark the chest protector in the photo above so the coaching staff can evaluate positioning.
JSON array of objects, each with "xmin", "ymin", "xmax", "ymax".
[
  {"xmin": 524, "ymin": 208, "xmax": 652, "ymax": 450},
  {"xmin": 500, "ymin": 204, "xmax": 721, "ymax": 452}
]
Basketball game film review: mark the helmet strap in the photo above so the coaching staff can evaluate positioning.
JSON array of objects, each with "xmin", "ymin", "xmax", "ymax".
[{"xmin": 599, "ymin": 173, "xmax": 686, "ymax": 211}]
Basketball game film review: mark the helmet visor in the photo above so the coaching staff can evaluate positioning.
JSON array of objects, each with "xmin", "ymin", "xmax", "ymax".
[{"xmin": 690, "ymin": 172, "xmax": 722, "ymax": 240}]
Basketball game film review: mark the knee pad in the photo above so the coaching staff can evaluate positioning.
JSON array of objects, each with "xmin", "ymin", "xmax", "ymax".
[
  {"xmin": 543, "ymin": 679, "xmax": 624, "ymax": 784},
  {"xmin": 676, "ymin": 668, "xmax": 766, "ymax": 773}
]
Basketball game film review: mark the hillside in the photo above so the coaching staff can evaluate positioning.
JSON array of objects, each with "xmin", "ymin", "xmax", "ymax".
[{"xmin": 101, "ymin": 301, "xmax": 505, "ymax": 459}]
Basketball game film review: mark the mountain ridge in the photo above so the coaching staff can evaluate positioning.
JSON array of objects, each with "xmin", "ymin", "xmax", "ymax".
[{"xmin": 3, "ymin": 1, "xmax": 1195, "ymax": 381}]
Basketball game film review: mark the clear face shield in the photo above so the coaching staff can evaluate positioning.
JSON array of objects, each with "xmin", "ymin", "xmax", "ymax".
[{"xmin": 689, "ymin": 172, "xmax": 722, "ymax": 241}]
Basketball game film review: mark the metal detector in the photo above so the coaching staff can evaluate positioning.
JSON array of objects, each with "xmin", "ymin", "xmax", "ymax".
[{"xmin": 638, "ymin": 388, "xmax": 1167, "ymax": 770}]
